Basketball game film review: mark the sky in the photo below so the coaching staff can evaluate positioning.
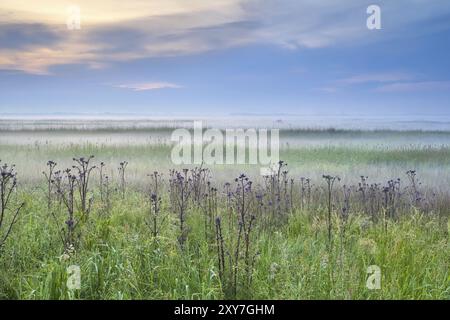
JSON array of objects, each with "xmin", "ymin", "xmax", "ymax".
[{"xmin": 0, "ymin": 0, "xmax": 450, "ymax": 116}]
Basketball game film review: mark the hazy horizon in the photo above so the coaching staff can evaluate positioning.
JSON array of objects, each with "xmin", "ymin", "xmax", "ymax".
[{"xmin": 2, "ymin": 113, "xmax": 450, "ymax": 131}]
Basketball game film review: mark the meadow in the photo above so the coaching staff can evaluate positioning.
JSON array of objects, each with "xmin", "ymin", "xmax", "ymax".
[{"xmin": 0, "ymin": 120, "xmax": 449, "ymax": 300}]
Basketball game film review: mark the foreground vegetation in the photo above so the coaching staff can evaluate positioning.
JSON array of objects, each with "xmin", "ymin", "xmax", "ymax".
[{"xmin": 0, "ymin": 156, "xmax": 449, "ymax": 300}]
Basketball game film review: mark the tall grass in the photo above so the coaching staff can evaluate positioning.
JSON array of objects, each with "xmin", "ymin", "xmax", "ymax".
[
  {"xmin": 0, "ymin": 188, "xmax": 448, "ymax": 299},
  {"xmin": 0, "ymin": 127, "xmax": 449, "ymax": 300},
  {"xmin": 0, "ymin": 156, "xmax": 448, "ymax": 300}
]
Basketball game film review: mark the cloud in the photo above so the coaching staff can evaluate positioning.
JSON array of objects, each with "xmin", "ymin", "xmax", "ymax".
[
  {"xmin": 0, "ymin": 0, "xmax": 244, "ymax": 25},
  {"xmin": 1, "ymin": 0, "xmax": 450, "ymax": 74},
  {"xmin": 315, "ymin": 71, "xmax": 414, "ymax": 93},
  {"xmin": 375, "ymin": 81, "xmax": 450, "ymax": 92},
  {"xmin": 0, "ymin": 23, "xmax": 61, "ymax": 49},
  {"xmin": 115, "ymin": 82, "xmax": 183, "ymax": 91},
  {"xmin": 338, "ymin": 72, "xmax": 415, "ymax": 85},
  {"xmin": 0, "ymin": 0, "xmax": 248, "ymax": 74},
  {"xmin": 0, "ymin": 37, "xmax": 110, "ymax": 75}
]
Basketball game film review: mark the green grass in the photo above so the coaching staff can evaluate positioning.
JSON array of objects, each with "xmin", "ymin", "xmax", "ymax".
[
  {"xmin": 1, "ymin": 142, "xmax": 450, "ymax": 187},
  {"xmin": 0, "ymin": 189, "xmax": 448, "ymax": 300},
  {"xmin": 1, "ymin": 127, "xmax": 449, "ymax": 300}
]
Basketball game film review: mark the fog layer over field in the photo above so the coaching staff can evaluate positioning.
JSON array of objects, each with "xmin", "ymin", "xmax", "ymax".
[{"xmin": 0, "ymin": 117, "xmax": 449, "ymax": 189}]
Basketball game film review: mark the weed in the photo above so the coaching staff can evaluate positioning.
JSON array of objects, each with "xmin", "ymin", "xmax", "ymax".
[{"xmin": 0, "ymin": 161, "xmax": 25, "ymax": 251}]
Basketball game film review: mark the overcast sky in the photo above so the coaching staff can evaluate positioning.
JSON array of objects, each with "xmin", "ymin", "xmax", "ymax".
[{"xmin": 1, "ymin": 0, "xmax": 450, "ymax": 116}]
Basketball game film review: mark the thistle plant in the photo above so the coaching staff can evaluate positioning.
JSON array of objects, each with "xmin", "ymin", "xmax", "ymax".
[
  {"xmin": 200, "ymin": 181, "xmax": 218, "ymax": 242},
  {"xmin": 339, "ymin": 185, "xmax": 351, "ymax": 250},
  {"xmin": 254, "ymin": 190, "xmax": 266, "ymax": 232},
  {"xmin": 215, "ymin": 174, "xmax": 258, "ymax": 298},
  {"xmin": 406, "ymin": 170, "xmax": 423, "ymax": 207},
  {"xmin": 383, "ymin": 178, "xmax": 401, "ymax": 221},
  {"xmin": 170, "ymin": 169, "xmax": 192, "ymax": 247},
  {"xmin": 289, "ymin": 178, "xmax": 294, "ymax": 211},
  {"xmin": 215, "ymin": 216, "xmax": 226, "ymax": 287},
  {"xmin": 0, "ymin": 161, "xmax": 25, "ymax": 251},
  {"xmin": 263, "ymin": 161, "xmax": 288, "ymax": 225},
  {"xmin": 300, "ymin": 177, "xmax": 312, "ymax": 210},
  {"xmin": 234, "ymin": 174, "xmax": 257, "ymax": 287},
  {"xmin": 72, "ymin": 156, "xmax": 96, "ymax": 217},
  {"xmin": 281, "ymin": 169, "xmax": 290, "ymax": 212},
  {"xmin": 300, "ymin": 177, "xmax": 306, "ymax": 209},
  {"xmin": 102, "ymin": 175, "xmax": 111, "ymax": 216},
  {"xmin": 224, "ymin": 182, "xmax": 233, "ymax": 231},
  {"xmin": 146, "ymin": 171, "xmax": 166, "ymax": 238},
  {"xmin": 42, "ymin": 160, "xmax": 57, "ymax": 210},
  {"xmin": 51, "ymin": 169, "xmax": 79, "ymax": 252},
  {"xmin": 190, "ymin": 165, "xmax": 210, "ymax": 205},
  {"xmin": 368, "ymin": 183, "xmax": 381, "ymax": 222},
  {"xmin": 357, "ymin": 176, "xmax": 369, "ymax": 214},
  {"xmin": 118, "ymin": 161, "xmax": 128, "ymax": 199},
  {"xmin": 322, "ymin": 174, "xmax": 340, "ymax": 247},
  {"xmin": 99, "ymin": 162, "xmax": 105, "ymax": 202}
]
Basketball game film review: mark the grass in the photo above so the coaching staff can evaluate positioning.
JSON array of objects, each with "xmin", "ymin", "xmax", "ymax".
[
  {"xmin": 1, "ymin": 143, "xmax": 450, "ymax": 187},
  {"xmin": 0, "ymin": 126, "xmax": 449, "ymax": 300},
  {"xmin": 0, "ymin": 189, "xmax": 448, "ymax": 299}
]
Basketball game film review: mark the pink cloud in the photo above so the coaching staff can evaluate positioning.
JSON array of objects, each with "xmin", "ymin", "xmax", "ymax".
[{"xmin": 115, "ymin": 82, "xmax": 183, "ymax": 91}]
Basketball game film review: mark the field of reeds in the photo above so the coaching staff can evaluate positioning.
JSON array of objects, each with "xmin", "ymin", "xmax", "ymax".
[{"xmin": 0, "ymin": 123, "xmax": 449, "ymax": 300}]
